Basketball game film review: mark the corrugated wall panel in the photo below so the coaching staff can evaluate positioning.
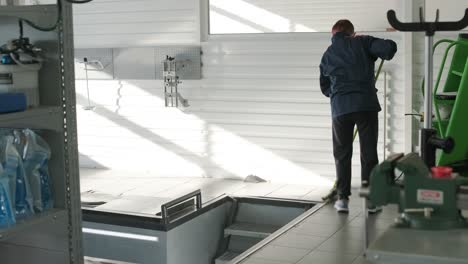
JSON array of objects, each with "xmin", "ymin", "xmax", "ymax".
[
  {"xmin": 194, "ymin": 32, "xmax": 406, "ymax": 184},
  {"xmin": 76, "ymin": 55, "xmax": 406, "ymax": 184},
  {"xmin": 75, "ymin": 1, "xmax": 408, "ymax": 186},
  {"xmin": 73, "ymin": 0, "xmax": 199, "ymax": 48}
]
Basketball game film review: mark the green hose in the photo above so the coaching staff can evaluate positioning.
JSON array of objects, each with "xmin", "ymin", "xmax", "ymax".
[{"xmin": 375, "ymin": 59, "xmax": 385, "ymax": 82}]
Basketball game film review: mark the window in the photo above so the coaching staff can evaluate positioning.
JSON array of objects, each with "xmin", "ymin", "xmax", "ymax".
[{"xmin": 208, "ymin": 0, "xmax": 401, "ymax": 34}]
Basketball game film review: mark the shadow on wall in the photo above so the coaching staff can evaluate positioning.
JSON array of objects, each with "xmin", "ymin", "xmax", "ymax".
[
  {"xmin": 74, "ymin": 51, "xmax": 401, "ymax": 187},
  {"xmin": 75, "ymin": 81, "xmax": 332, "ymax": 186},
  {"xmin": 73, "ymin": 0, "xmax": 405, "ymax": 187}
]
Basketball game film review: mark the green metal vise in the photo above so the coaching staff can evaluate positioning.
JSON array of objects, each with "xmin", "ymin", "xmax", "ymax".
[{"xmin": 368, "ymin": 153, "xmax": 468, "ymax": 230}]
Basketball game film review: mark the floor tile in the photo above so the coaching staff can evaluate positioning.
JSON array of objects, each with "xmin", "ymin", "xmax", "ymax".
[
  {"xmin": 80, "ymin": 179, "xmax": 115, "ymax": 193},
  {"xmin": 302, "ymin": 188, "xmax": 331, "ymax": 202},
  {"xmin": 354, "ymin": 205, "xmax": 399, "ymax": 220},
  {"xmin": 348, "ymin": 198, "xmax": 366, "ymax": 207},
  {"xmin": 300, "ymin": 193, "xmax": 324, "ymax": 202},
  {"xmin": 93, "ymin": 197, "xmax": 150, "ymax": 213},
  {"xmin": 233, "ymin": 183, "xmax": 286, "ymax": 197},
  {"xmin": 122, "ymin": 178, "xmax": 191, "ymax": 197},
  {"xmin": 82, "ymin": 178, "xmax": 154, "ymax": 196},
  {"xmin": 347, "ymin": 215, "xmax": 396, "ymax": 230},
  {"xmin": 95, "ymin": 196, "xmax": 170, "ymax": 215},
  {"xmin": 312, "ymin": 204, "xmax": 361, "ymax": 217},
  {"xmin": 252, "ymin": 245, "xmax": 310, "ymax": 263},
  {"xmin": 154, "ymin": 178, "xmax": 214, "ymax": 198},
  {"xmin": 271, "ymin": 232, "xmax": 328, "ymax": 250},
  {"xmin": 81, "ymin": 191, "xmax": 119, "ymax": 204},
  {"xmin": 296, "ymin": 250, "xmax": 358, "ymax": 264},
  {"xmin": 331, "ymin": 226, "xmax": 386, "ymax": 243},
  {"xmin": 138, "ymin": 198, "xmax": 173, "ymax": 215},
  {"xmin": 202, "ymin": 196, "xmax": 219, "ymax": 204},
  {"xmin": 316, "ymin": 237, "xmax": 366, "ymax": 255},
  {"xmin": 202, "ymin": 179, "xmax": 248, "ymax": 197},
  {"xmin": 352, "ymin": 256, "xmax": 376, "ymax": 264},
  {"xmin": 267, "ymin": 184, "xmax": 315, "ymax": 199},
  {"xmin": 80, "ymin": 168, "xmax": 112, "ymax": 179},
  {"xmin": 302, "ymin": 212, "xmax": 354, "ymax": 227},
  {"xmin": 290, "ymin": 222, "xmax": 342, "ymax": 238},
  {"xmin": 241, "ymin": 258, "xmax": 293, "ymax": 264}
]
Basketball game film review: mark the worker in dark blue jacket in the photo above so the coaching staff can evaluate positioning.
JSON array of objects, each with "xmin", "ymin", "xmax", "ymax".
[{"xmin": 320, "ymin": 20, "xmax": 397, "ymax": 213}]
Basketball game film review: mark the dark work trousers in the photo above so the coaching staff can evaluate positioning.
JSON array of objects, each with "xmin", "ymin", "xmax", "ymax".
[{"xmin": 333, "ymin": 111, "xmax": 379, "ymax": 199}]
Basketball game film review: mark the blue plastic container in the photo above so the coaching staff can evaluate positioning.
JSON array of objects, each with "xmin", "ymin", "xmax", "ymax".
[
  {"xmin": 22, "ymin": 129, "xmax": 54, "ymax": 212},
  {"xmin": 0, "ymin": 93, "xmax": 27, "ymax": 113},
  {"xmin": 0, "ymin": 178, "xmax": 15, "ymax": 229},
  {"xmin": 1, "ymin": 136, "xmax": 33, "ymax": 220}
]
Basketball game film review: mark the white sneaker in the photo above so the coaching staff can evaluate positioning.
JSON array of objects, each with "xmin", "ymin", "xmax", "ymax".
[
  {"xmin": 334, "ymin": 199, "xmax": 349, "ymax": 213},
  {"xmin": 368, "ymin": 205, "xmax": 383, "ymax": 214}
]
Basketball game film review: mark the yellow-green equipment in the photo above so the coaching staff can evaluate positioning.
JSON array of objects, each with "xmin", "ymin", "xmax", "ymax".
[
  {"xmin": 368, "ymin": 32, "xmax": 468, "ymax": 230},
  {"xmin": 360, "ymin": 8, "xmax": 468, "ymax": 264},
  {"xmin": 363, "ymin": 7, "xmax": 468, "ymax": 230},
  {"xmin": 433, "ymin": 34, "xmax": 468, "ymax": 167}
]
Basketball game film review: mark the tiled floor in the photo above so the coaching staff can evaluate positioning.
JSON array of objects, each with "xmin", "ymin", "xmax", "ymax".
[
  {"xmin": 239, "ymin": 199, "xmax": 398, "ymax": 264},
  {"xmin": 80, "ymin": 168, "xmax": 330, "ymax": 215}
]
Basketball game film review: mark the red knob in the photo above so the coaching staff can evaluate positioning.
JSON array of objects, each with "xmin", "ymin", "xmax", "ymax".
[{"xmin": 431, "ymin": 166, "xmax": 453, "ymax": 179}]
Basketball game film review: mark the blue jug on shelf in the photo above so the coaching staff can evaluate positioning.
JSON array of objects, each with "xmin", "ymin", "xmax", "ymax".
[
  {"xmin": 22, "ymin": 129, "xmax": 53, "ymax": 212},
  {"xmin": 2, "ymin": 136, "xmax": 33, "ymax": 220},
  {"xmin": 0, "ymin": 164, "xmax": 15, "ymax": 229}
]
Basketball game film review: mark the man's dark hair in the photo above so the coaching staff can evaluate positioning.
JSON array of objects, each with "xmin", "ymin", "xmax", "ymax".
[{"xmin": 332, "ymin": 19, "xmax": 354, "ymax": 35}]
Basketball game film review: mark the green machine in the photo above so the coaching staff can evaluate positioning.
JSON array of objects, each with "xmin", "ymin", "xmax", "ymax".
[
  {"xmin": 434, "ymin": 33, "xmax": 468, "ymax": 168},
  {"xmin": 364, "ymin": 8, "xmax": 468, "ymax": 229},
  {"xmin": 368, "ymin": 32, "xmax": 468, "ymax": 230},
  {"xmin": 360, "ymin": 8, "xmax": 468, "ymax": 264}
]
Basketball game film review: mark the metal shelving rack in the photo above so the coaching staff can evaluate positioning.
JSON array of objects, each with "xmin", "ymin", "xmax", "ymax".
[{"xmin": 0, "ymin": 3, "xmax": 83, "ymax": 264}]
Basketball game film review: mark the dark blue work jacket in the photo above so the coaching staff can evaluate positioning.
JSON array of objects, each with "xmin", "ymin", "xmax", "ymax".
[{"xmin": 320, "ymin": 32, "xmax": 397, "ymax": 118}]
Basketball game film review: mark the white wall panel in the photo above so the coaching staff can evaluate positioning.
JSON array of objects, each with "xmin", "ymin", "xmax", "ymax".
[
  {"xmin": 196, "ymin": 32, "xmax": 406, "ymax": 184},
  {"xmin": 75, "ymin": 1, "xmax": 409, "ymax": 186},
  {"xmin": 73, "ymin": 0, "xmax": 199, "ymax": 48},
  {"xmin": 76, "ymin": 35, "xmax": 406, "ymax": 186}
]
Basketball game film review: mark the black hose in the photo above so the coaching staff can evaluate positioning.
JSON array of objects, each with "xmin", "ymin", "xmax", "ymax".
[
  {"xmin": 405, "ymin": 113, "xmax": 423, "ymax": 117},
  {"xmin": 20, "ymin": 0, "xmax": 95, "ymax": 32},
  {"xmin": 19, "ymin": 20, "xmax": 23, "ymax": 39},
  {"xmin": 21, "ymin": 0, "xmax": 62, "ymax": 32}
]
